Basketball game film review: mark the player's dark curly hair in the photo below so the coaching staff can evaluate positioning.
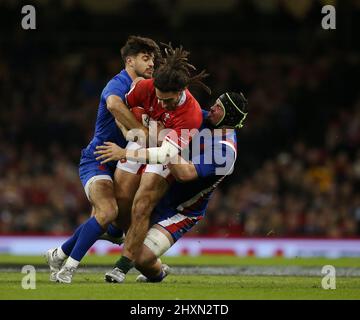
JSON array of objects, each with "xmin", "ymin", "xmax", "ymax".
[
  {"xmin": 153, "ymin": 43, "xmax": 211, "ymax": 94},
  {"xmin": 121, "ymin": 35, "xmax": 162, "ymax": 67}
]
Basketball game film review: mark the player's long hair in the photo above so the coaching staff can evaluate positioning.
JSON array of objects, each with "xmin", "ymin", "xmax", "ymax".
[{"xmin": 154, "ymin": 43, "xmax": 211, "ymax": 94}]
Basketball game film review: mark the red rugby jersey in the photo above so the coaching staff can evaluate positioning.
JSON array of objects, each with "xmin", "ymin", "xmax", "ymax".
[{"xmin": 125, "ymin": 79, "xmax": 203, "ymax": 150}]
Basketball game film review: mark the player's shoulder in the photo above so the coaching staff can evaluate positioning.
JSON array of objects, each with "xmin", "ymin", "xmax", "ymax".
[
  {"xmin": 184, "ymin": 89, "xmax": 200, "ymax": 106},
  {"xmin": 111, "ymin": 70, "xmax": 130, "ymax": 83},
  {"xmin": 181, "ymin": 90, "xmax": 203, "ymax": 122},
  {"xmin": 102, "ymin": 71, "xmax": 133, "ymax": 101},
  {"xmin": 104, "ymin": 70, "xmax": 130, "ymax": 91},
  {"xmin": 126, "ymin": 78, "xmax": 154, "ymax": 102},
  {"xmin": 135, "ymin": 78, "xmax": 154, "ymax": 90},
  {"xmin": 128, "ymin": 78, "xmax": 154, "ymax": 96}
]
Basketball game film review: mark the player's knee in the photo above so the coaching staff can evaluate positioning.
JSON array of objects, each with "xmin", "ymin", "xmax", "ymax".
[
  {"xmin": 95, "ymin": 202, "xmax": 118, "ymax": 225},
  {"xmin": 132, "ymin": 195, "xmax": 153, "ymax": 219}
]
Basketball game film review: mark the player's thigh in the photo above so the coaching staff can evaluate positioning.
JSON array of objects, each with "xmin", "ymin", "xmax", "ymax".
[
  {"xmin": 152, "ymin": 224, "xmax": 174, "ymax": 244},
  {"xmin": 113, "ymin": 168, "xmax": 141, "ymax": 230},
  {"xmin": 136, "ymin": 172, "xmax": 169, "ymax": 202},
  {"xmin": 131, "ymin": 173, "xmax": 169, "ymax": 217},
  {"xmin": 114, "ymin": 142, "xmax": 144, "ymax": 206},
  {"xmin": 88, "ymin": 179, "xmax": 117, "ymax": 214},
  {"xmin": 133, "ymin": 163, "xmax": 172, "ymax": 209},
  {"xmin": 113, "ymin": 167, "xmax": 141, "ymax": 203}
]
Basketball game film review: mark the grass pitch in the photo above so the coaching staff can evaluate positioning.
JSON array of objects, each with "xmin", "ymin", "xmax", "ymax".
[{"xmin": 1, "ymin": 254, "xmax": 360, "ymax": 300}]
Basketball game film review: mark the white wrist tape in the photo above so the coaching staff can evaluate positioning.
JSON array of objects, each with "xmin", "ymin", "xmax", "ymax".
[
  {"xmin": 143, "ymin": 228, "xmax": 172, "ymax": 257},
  {"xmin": 148, "ymin": 140, "xmax": 179, "ymax": 164}
]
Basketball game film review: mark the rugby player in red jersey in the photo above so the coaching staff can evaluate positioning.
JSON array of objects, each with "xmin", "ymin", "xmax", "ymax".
[
  {"xmin": 94, "ymin": 44, "xmax": 211, "ymax": 284},
  {"xmin": 53, "ymin": 43, "xmax": 210, "ymax": 283}
]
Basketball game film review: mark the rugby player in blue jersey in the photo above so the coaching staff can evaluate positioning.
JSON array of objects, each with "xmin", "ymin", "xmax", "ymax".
[
  {"xmin": 45, "ymin": 36, "xmax": 160, "ymax": 282},
  {"xmin": 101, "ymin": 91, "xmax": 249, "ymax": 283}
]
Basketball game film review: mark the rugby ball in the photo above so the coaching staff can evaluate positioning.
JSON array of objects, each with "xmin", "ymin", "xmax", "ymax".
[{"xmin": 131, "ymin": 106, "xmax": 150, "ymax": 127}]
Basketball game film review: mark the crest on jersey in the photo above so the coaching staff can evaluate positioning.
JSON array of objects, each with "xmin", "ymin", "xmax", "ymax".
[{"xmin": 163, "ymin": 113, "xmax": 170, "ymax": 123}]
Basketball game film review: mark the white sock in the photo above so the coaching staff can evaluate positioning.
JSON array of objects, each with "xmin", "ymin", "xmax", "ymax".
[
  {"xmin": 65, "ymin": 256, "xmax": 80, "ymax": 269},
  {"xmin": 56, "ymin": 247, "xmax": 68, "ymax": 260}
]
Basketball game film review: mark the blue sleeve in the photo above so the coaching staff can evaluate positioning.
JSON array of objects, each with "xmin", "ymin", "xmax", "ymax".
[
  {"xmin": 194, "ymin": 162, "xmax": 216, "ymax": 178},
  {"xmin": 103, "ymin": 78, "xmax": 129, "ymax": 101},
  {"xmin": 193, "ymin": 141, "xmax": 236, "ymax": 178}
]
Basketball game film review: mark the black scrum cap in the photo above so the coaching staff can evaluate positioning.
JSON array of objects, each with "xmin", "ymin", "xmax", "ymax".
[{"xmin": 216, "ymin": 92, "xmax": 248, "ymax": 129}]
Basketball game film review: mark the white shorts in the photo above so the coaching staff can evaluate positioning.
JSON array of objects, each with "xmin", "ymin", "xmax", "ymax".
[
  {"xmin": 84, "ymin": 175, "xmax": 113, "ymax": 201},
  {"xmin": 116, "ymin": 141, "xmax": 171, "ymax": 180}
]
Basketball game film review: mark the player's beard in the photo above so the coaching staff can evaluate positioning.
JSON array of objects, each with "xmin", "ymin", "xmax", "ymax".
[{"xmin": 136, "ymin": 68, "xmax": 153, "ymax": 79}]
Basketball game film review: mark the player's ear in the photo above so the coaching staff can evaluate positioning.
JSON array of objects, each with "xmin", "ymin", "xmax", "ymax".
[{"xmin": 126, "ymin": 56, "xmax": 134, "ymax": 67}]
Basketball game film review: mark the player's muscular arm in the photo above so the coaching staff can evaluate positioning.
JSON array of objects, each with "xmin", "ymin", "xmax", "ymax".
[
  {"xmin": 115, "ymin": 119, "xmax": 128, "ymax": 137},
  {"xmin": 167, "ymin": 158, "xmax": 199, "ymax": 182},
  {"xmin": 94, "ymin": 142, "xmax": 198, "ymax": 181},
  {"xmin": 106, "ymin": 95, "xmax": 148, "ymax": 133},
  {"xmin": 94, "ymin": 139, "xmax": 180, "ymax": 164}
]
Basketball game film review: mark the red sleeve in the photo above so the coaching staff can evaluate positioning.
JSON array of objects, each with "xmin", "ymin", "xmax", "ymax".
[
  {"xmin": 165, "ymin": 106, "xmax": 203, "ymax": 150},
  {"xmin": 125, "ymin": 79, "xmax": 152, "ymax": 108}
]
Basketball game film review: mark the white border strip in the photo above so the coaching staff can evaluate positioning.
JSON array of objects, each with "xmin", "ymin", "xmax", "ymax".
[{"xmin": 1, "ymin": 236, "xmax": 360, "ymax": 258}]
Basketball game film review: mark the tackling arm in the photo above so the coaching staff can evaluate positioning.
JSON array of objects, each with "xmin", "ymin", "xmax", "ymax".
[
  {"xmin": 106, "ymin": 95, "xmax": 148, "ymax": 132},
  {"xmin": 167, "ymin": 158, "xmax": 198, "ymax": 182},
  {"xmin": 94, "ymin": 139, "xmax": 180, "ymax": 164}
]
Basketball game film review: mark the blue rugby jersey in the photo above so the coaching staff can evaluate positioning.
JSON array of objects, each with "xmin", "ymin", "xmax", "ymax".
[
  {"xmin": 154, "ymin": 116, "xmax": 237, "ymax": 219},
  {"xmin": 82, "ymin": 69, "xmax": 132, "ymax": 157}
]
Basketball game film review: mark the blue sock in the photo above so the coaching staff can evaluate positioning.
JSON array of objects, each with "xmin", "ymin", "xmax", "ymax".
[
  {"xmin": 69, "ymin": 217, "xmax": 104, "ymax": 261},
  {"xmin": 107, "ymin": 224, "xmax": 123, "ymax": 238},
  {"xmin": 61, "ymin": 224, "xmax": 84, "ymax": 256},
  {"xmin": 148, "ymin": 270, "xmax": 165, "ymax": 283}
]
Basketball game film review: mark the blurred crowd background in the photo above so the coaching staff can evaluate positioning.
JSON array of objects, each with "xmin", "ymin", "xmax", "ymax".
[{"xmin": 1, "ymin": 0, "xmax": 360, "ymax": 237}]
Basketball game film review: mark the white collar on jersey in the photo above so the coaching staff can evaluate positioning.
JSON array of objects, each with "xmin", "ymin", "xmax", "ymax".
[{"xmin": 177, "ymin": 91, "xmax": 186, "ymax": 106}]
